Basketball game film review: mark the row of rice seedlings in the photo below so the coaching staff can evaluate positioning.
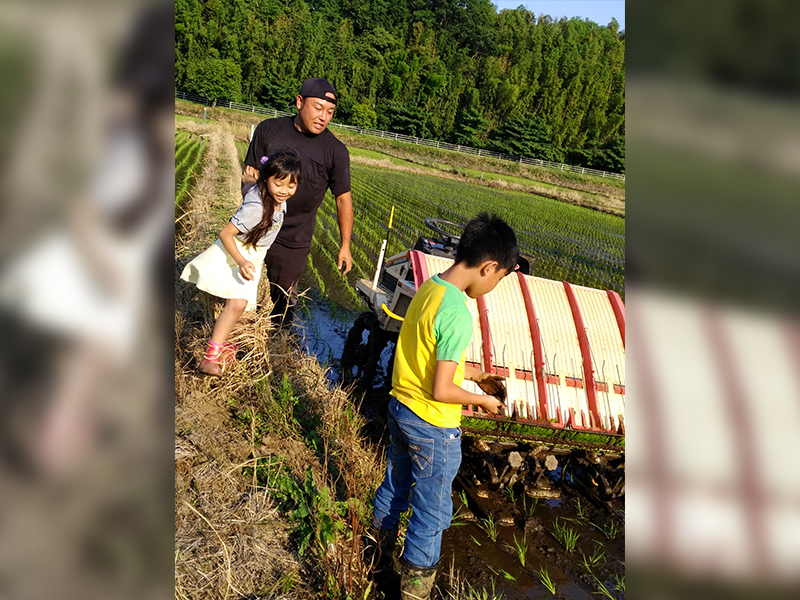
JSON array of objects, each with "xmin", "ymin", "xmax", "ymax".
[
  {"xmin": 315, "ymin": 206, "xmax": 372, "ymax": 281},
  {"xmin": 175, "ymin": 133, "xmax": 204, "ymax": 182},
  {"xmin": 175, "ymin": 137, "xmax": 205, "ymax": 208},
  {"xmin": 174, "ymin": 131, "xmax": 195, "ymax": 166}
]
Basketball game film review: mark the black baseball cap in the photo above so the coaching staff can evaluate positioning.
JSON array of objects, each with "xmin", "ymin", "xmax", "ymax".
[{"xmin": 297, "ymin": 78, "xmax": 337, "ymax": 105}]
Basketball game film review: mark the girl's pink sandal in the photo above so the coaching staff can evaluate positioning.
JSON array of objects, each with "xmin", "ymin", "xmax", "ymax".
[{"xmin": 199, "ymin": 340, "xmax": 226, "ymax": 376}]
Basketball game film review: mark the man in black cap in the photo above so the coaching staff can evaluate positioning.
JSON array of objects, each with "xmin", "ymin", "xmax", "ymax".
[{"xmin": 242, "ymin": 77, "xmax": 353, "ymax": 324}]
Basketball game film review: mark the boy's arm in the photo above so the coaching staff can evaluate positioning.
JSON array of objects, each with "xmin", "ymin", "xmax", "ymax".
[{"xmin": 432, "ymin": 361, "xmax": 505, "ymax": 415}]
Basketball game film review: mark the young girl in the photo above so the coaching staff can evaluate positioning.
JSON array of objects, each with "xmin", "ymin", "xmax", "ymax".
[{"xmin": 181, "ymin": 148, "xmax": 302, "ymax": 376}]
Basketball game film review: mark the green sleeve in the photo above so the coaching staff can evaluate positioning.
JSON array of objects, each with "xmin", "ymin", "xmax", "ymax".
[{"xmin": 433, "ymin": 301, "xmax": 472, "ymax": 362}]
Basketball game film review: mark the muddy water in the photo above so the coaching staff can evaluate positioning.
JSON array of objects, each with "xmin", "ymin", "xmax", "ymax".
[{"xmin": 295, "ymin": 297, "xmax": 625, "ymax": 600}]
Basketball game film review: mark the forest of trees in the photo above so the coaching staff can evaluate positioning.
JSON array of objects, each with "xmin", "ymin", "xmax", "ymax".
[{"xmin": 175, "ymin": 0, "xmax": 625, "ymax": 173}]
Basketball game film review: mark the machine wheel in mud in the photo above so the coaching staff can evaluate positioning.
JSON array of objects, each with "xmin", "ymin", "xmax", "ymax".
[{"xmin": 341, "ymin": 312, "xmax": 397, "ymax": 388}]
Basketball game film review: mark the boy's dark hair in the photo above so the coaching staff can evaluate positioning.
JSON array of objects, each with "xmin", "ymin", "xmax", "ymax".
[
  {"xmin": 244, "ymin": 148, "xmax": 302, "ymax": 247},
  {"xmin": 455, "ymin": 212, "xmax": 518, "ymax": 271}
]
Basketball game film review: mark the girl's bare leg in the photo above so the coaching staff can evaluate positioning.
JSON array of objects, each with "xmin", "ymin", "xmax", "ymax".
[
  {"xmin": 35, "ymin": 341, "xmax": 104, "ymax": 476},
  {"xmin": 209, "ymin": 298, "xmax": 247, "ymax": 345}
]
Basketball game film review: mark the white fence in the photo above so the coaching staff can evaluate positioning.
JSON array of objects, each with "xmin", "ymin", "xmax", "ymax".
[{"xmin": 176, "ymin": 90, "xmax": 625, "ymax": 181}]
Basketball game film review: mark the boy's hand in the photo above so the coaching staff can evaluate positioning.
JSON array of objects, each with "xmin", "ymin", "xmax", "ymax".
[
  {"xmin": 480, "ymin": 395, "xmax": 506, "ymax": 415},
  {"xmin": 475, "ymin": 372, "xmax": 507, "ymax": 402},
  {"xmin": 238, "ymin": 260, "xmax": 256, "ymax": 281}
]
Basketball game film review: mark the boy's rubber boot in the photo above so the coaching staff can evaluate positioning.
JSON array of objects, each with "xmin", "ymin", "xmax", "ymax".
[
  {"xmin": 399, "ymin": 558, "xmax": 437, "ymax": 600},
  {"xmin": 363, "ymin": 525, "xmax": 398, "ymax": 571}
]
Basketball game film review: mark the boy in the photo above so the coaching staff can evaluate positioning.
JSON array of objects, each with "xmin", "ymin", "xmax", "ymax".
[{"xmin": 370, "ymin": 213, "xmax": 518, "ymax": 599}]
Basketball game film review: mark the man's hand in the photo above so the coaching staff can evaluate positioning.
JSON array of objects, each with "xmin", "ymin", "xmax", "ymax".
[
  {"xmin": 241, "ymin": 166, "xmax": 258, "ymax": 196},
  {"xmin": 474, "ymin": 372, "xmax": 507, "ymax": 402},
  {"xmin": 337, "ymin": 246, "xmax": 352, "ymax": 274}
]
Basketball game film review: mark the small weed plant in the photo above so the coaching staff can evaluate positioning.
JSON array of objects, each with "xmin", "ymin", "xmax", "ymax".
[{"xmin": 271, "ymin": 466, "xmax": 347, "ymax": 558}]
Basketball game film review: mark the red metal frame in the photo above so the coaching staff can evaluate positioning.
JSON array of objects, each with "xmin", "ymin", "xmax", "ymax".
[
  {"xmin": 563, "ymin": 282, "xmax": 602, "ymax": 430},
  {"xmin": 476, "ymin": 295, "xmax": 494, "ymax": 374},
  {"xmin": 409, "ymin": 250, "xmax": 430, "ymax": 290},
  {"xmin": 607, "ymin": 290, "xmax": 625, "ymax": 349},
  {"xmin": 517, "ymin": 272, "xmax": 550, "ymax": 424}
]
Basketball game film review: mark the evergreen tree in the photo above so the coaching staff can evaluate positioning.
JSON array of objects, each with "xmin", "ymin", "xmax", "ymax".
[{"xmin": 174, "ymin": 0, "xmax": 625, "ymax": 171}]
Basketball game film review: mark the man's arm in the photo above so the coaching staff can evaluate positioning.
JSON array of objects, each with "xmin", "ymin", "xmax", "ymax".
[
  {"xmin": 242, "ymin": 165, "xmax": 259, "ymax": 197},
  {"xmin": 431, "ymin": 361, "xmax": 505, "ymax": 414},
  {"xmin": 334, "ymin": 190, "xmax": 353, "ymax": 273}
]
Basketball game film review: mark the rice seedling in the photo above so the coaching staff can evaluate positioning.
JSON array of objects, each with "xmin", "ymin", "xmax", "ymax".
[
  {"xmin": 459, "ymin": 575, "xmax": 501, "ymax": 600},
  {"xmin": 575, "ymin": 497, "xmax": 587, "ymax": 521},
  {"xmin": 592, "ymin": 574, "xmax": 616, "ymax": 599},
  {"xmin": 505, "ymin": 486, "xmax": 517, "ymax": 503},
  {"xmin": 552, "ymin": 517, "xmax": 580, "ymax": 553},
  {"xmin": 480, "ymin": 513, "xmax": 499, "ymax": 542},
  {"xmin": 458, "ymin": 489, "xmax": 469, "ymax": 507},
  {"xmin": 614, "ymin": 573, "xmax": 625, "ymax": 593},
  {"xmin": 538, "ymin": 566, "xmax": 556, "ymax": 595},
  {"xmin": 451, "ymin": 503, "xmax": 468, "ymax": 527},
  {"xmin": 506, "ymin": 533, "xmax": 528, "ymax": 567},
  {"xmin": 470, "ymin": 535, "xmax": 482, "ymax": 546},
  {"xmin": 499, "ymin": 570, "xmax": 515, "ymax": 581},
  {"xmin": 522, "ymin": 495, "xmax": 540, "ymax": 518},
  {"xmin": 590, "ymin": 519, "xmax": 619, "ymax": 541},
  {"xmin": 580, "ymin": 545, "xmax": 605, "ymax": 572}
]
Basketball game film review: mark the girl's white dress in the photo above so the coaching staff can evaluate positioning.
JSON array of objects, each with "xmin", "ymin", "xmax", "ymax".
[
  {"xmin": 180, "ymin": 185, "xmax": 285, "ymax": 311},
  {"xmin": 0, "ymin": 124, "xmax": 173, "ymax": 362}
]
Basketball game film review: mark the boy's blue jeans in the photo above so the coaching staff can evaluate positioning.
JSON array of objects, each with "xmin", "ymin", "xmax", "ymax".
[{"xmin": 372, "ymin": 397, "xmax": 462, "ymax": 569}]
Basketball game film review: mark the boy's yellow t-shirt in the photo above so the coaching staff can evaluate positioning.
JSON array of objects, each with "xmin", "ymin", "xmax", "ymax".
[{"xmin": 391, "ymin": 274, "xmax": 474, "ymax": 428}]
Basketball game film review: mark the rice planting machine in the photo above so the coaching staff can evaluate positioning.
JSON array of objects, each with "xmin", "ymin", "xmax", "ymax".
[{"xmin": 342, "ymin": 217, "xmax": 625, "ymax": 450}]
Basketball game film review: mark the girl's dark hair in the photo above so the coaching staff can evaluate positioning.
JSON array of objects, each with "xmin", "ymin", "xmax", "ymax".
[
  {"xmin": 455, "ymin": 212, "xmax": 518, "ymax": 271},
  {"xmin": 243, "ymin": 148, "xmax": 302, "ymax": 247}
]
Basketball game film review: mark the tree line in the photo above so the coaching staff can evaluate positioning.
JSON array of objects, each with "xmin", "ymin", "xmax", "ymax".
[{"xmin": 176, "ymin": 0, "xmax": 625, "ymax": 173}]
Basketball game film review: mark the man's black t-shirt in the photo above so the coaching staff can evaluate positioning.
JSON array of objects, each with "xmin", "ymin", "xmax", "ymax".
[{"xmin": 244, "ymin": 116, "xmax": 351, "ymax": 249}]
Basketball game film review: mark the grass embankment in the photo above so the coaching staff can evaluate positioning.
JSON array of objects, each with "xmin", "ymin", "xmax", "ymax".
[
  {"xmin": 175, "ymin": 119, "xmax": 386, "ymax": 599},
  {"xmin": 175, "ymin": 99, "xmax": 625, "ymax": 217}
]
